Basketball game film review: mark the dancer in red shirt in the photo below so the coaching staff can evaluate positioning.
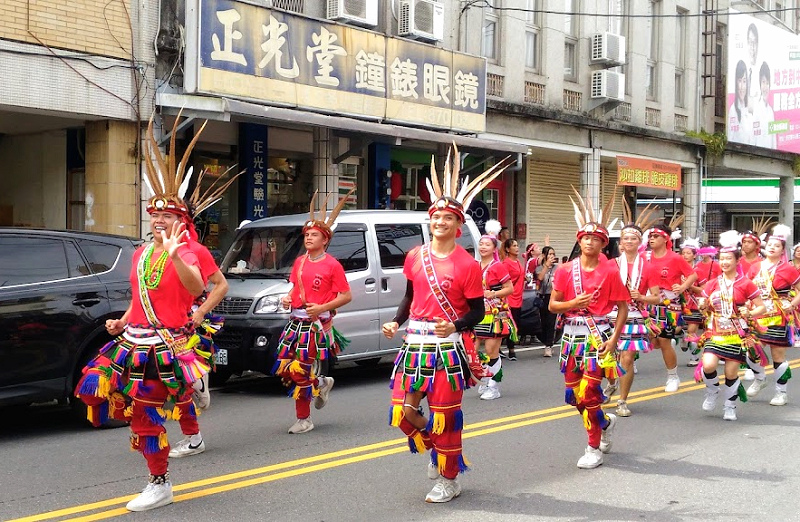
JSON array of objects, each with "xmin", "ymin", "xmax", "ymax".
[
  {"xmin": 383, "ymin": 147, "xmax": 509, "ymax": 502},
  {"xmin": 645, "ymin": 218, "xmax": 697, "ymax": 392},
  {"xmin": 274, "ymin": 190, "xmax": 354, "ymax": 434},
  {"xmin": 502, "ymin": 238, "xmax": 525, "ymax": 360},
  {"xmin": 699, "ymin": 231, "xmax": 766, "ymax": 421},
  {"xmin": 681, "ymin": 240, "xmax": 720, "ymax": 367},
  {"xmin": 740, "ymin": 216, "xmax": 772, "ymax": 276},
  {"xmin": 550, "ymin": 189, "xmax": 629, "ymax": 469},
  {"xmin": 745, "ymin": 224, "xmax": 800, "ymax": 405}
]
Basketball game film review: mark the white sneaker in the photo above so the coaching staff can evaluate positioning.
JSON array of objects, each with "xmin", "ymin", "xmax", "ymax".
[
  {"xmin": 723, "ymin": 404, "xmax": 737, "ymax": 421},
  {"xmin": 702, "ymin": 389, "xmax": 719, "ymax": 411},
  {"xmin": 314, "ymin": 376, "xmax": 334, "ymax": 410},
  {"xmin": 686, "ymin": 359, "xmax": 699, "ymax": 367},
  {"xmin": 576, "ymin": 446, "xmax": 604, "ymax": 469},
  {"xmin": 602, "ymin": 382, "xmax": 618, "ymax": 404},
  {"xmin": 746, "ymin": 379, "xmax": 767, "ymax": 398},
  {"xmin": 288, "ymin": 417, "xmax": 314, "ymax": 434},
  {"xmin": 168, "ymin": 436, "xmax": 205, "ymax": 458},
  {"xmin": 126, "ymin": 481, "xmax": 173, "ymax": 512},
  {"xmin": 633, "ymin": 362, "xmax": 638, "ymax": 374},
  {"xmin": 599, "ymin": 413, "xmax": 616, "ymax": 454},
  {"xmin": 665, "ymin": 374, "xmax": 681, "ymax": 393},
  {"xmin": 770, "ymin": 391, "xmax": 788, "ymax": 406},
  {"xmin": 477, "ymin": 378, "xmax": 489, "ymax": 395},
  {"xmin": 615, "ymin": 400, "xmax": 631, "ymax": 417},
  {"xmin": 425, "ymin": 476, "xmax": 461, "ymax": 503},
  {"xmin": 480, "ymin": 384, "xmax": 501, "ymax": 400},
  {"xmin": 191, "ymin": 374, "xmax": 210, "ymax": 410},
  {"xmin": 427, "ymin": 461, "xmax": 439, "ymax": 480},
  {"xmin": 743, "ymin": 369, "xmax": 755, "ymax": 381}
]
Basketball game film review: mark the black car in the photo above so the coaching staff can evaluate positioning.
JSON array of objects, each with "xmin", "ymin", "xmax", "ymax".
[{"xmin": 0, "ymin": 228, "xmax": 142, "ymax": 420}]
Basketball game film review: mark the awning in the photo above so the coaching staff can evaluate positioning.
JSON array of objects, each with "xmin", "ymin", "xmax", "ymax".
[{"xmin": 157, "ymin": 93, "xmax": 527, "ymax": 155}]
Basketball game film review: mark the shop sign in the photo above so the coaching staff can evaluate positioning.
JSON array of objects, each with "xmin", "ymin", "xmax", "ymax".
[
  {"xmin": 616, "ymin": 156, "xmax": 681, "ymax": 191},
  {"xmin": 239, "ymin": 122, "xmax": 268, "ymax": 220},
  {"xmin": 185, "ymin": 0, "xmax": 486, "ymax": 133}
]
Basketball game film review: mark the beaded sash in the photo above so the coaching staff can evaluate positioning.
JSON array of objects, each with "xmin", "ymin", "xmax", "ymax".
[{"xmin": 420, "ymin": 245, "xmax": 458, "ymax": 323}]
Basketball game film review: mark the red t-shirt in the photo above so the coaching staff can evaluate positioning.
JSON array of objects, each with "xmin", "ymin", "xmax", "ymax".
[
  {"xmin": 289, "ymin": 254, "xmax": 350, "ymax": 307},
  {"xmin": 612, "ymin": 256, "xmax": 654, "ymax": 302},
  {"xmin": 553, "ymin": 258, "xmax": 630, "ymax": 316},
  {"xmin": 739, "ymin": 255, "xmax": 762, "ymax": 278},
  {"xmin": 694, "ymin": 260, "xmax": 722, "ymax": 287},
  {"xmin": 703, "ymin": 276, "xmax": 759, "ymax": 306},
  {"xmin": 747, "ymin": 261, "xmax": 800, "ymax": 292},
  {"xmin": 646, "ymin": 251, "xmax": 695, "ymax": 290},
  {"xmin": 503, "ymin": 257, "xmax": 524, "ymax": 308},
  {"xmin": 483, "ymin": 260, "xmax": 510, "ymax": 289},
  {"xmin": 188, "ymin": 240, "xmax": 219, "ymax": 283},
  {"xmin": 128, "ymin": 245, "xmax": 200, "ymax": 328},
  {"xmin": 404, "ymin": 245, "xmax": 483, "ymax": 320}
]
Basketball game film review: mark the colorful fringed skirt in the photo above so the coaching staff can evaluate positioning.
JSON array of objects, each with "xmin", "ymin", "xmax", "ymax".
[
  {"xmin": 682, "ymin": 307, "xmax": 704, "ymax": 325},
  {"xmin": 558, "ymin": 320, "xmax": 621, "ymax": 377},
  {"xmin": 754, "ymin": 308, "xmax": 794, "ymax": 347},
  {"xmin": 474, "ymin": 308, "xmax": 518, "ymax": 340},
  {"xmin": 390, "ymin": 320, "xmax": 471, "ymax": 393},
  {"xmin": 271, "ymin": 312, "xmax": 349, "ymax": 375},
  {"xmin": 650, "ymin": 301, "xmax": 683, "ymax": 338},
  {"xmin": 609, "ymin": 310, "xmax": 653, "ymax": 353}
]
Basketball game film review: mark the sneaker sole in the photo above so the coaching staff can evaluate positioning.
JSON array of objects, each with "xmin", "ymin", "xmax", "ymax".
[
  {"xmin": 577, "ymin": 460, "xmax": 603, "ymax": 469},
  {"xmin": 126, "ymin": 494, "xmax": 174, "ymax": 512},
  {"xmin": 169, "ymin": 447, "xmax": 205, "ymax": 458},
  {"xmin": 425, "ymin": 491, "xmax": 461, "ymax": 503},
  {"xmin": 314, "ymin": 381, "xmax": 334, "ymax": 410}
]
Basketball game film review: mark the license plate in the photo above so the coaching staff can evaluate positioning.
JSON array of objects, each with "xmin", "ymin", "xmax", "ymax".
[{"xmin": 213, "ymin": 349, "xmax": 228, "ymax": 366}]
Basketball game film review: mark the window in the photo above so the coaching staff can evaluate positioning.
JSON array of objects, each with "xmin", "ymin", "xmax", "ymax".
[
  {"xmin": 0, "ymin": 237, "xmax": 71, "ymax": 287},
  {"xmin": 482, "ymin": 18, "xmax": 498, "ymax": 61},
  {"xmin": 78, "ymin": 240, "xmax": 121, "ymax": 274},
  {"xmin": 525, "ymin": 0, "xmax": 540, "ymax": 72},
  {"xmin": 525, "ymin": 32, "xmax": 538, "ymax": 70},
  {"xmin": 646, "ymin": 0, "xmax": 661, "ymax": 100},
  {"xmin": 326, "ymin": 230, "xmax": 368, "ymax": 273},
  {"xmin": 564, "ymin": 0, "xmax": 578, "ymax": 80},
  {"xmin": 67, "ymin": 169, "xmax": 85, "ymax": 231},
  {"xmin": 375, "ymin": 224, "xmax": 424, "ymax": 269},
  {"xmin": 65, "ymin": 241, "xmax": 90, "ymax": 278},
  {"xmin": 675, "ymin": 9, "xmax": 687, "ymax": 107},
  {"xmin": 776, "ymin": 2, "xmax": 784, "ymax": 21}
]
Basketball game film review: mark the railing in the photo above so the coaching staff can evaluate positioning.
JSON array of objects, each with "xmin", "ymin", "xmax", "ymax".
[
  {"xmin": 645, "ymin": 107, "xmax": 661, "ymax": 128},
  {"xmin": 674, "ymin": 113, "xmax": 688, "ymax": 132},
  {"xmin": 563, "ymin": 89, "xmax": 582, "ymax": 111},
  {"xmin": 487, "ymin": 73, "xmax": 504, "ymax": 98},
  {"xmin": 613, "ymin": 102, "xmax": 632, "ymax": 122},
  {"xmin": 524, "ymin": 81, "xmax": 546, "ymax": 105}
]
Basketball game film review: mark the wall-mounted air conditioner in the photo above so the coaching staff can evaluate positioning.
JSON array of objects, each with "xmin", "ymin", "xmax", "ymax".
[
  {"xmin": 591, "ymin": 32, "xmax": 626, "ymax": 65},
  {"xmin": 326, "ymin": 0, "xmax": 378, "ymax": 28},
  {"xmin": 591, "ymin": 70, "xmax": 625, "ymax": 101},
  {"xmin": 399, "ymin": 0, "xmax": 444, "ymax": 42}
]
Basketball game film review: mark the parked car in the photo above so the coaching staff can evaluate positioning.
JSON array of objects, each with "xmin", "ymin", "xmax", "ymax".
[
  {"xmin": 0, "ymin": 228, "xmax": 142, "ymax": 422},
  {"xmin": 211, "ymin": 210, "xmax": 481, "ymax": 384}
]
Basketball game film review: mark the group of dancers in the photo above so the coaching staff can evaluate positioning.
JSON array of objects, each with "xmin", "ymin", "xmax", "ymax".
[{"xmin": 71, "ymin": 134, "xmax": 800, "ymax": 510}]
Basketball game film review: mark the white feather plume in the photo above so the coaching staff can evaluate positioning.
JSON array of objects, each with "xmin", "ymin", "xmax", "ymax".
[
  {"xmin": 484, "ymin": 219, "xmax": 502, "ymax": 237},
  {"xmin": 425, "ymin": 177, "xmax": 437, "ymax": 203},
  {"xmin": 178, "ymin": 166, "xmax": 194, "ymax": 199},
  {"xmin": 456, "ymin": 176, "xmax": 470, "ymax": 202},
  {"xmin": 142, "ymin": 174, "xmax": 156, "ymax": 198},
  {"xmin": 681, "ymin": 236, "xmax": 701, "ymax": 250},
  {"xmin": 772, "ymin": 224, "xmax": 792, "ymax": 242},
  {"xmin": 671, "ymin": 227, "xmax": 682, "ymax": 241},
  {"xmin": 718, "ymin": 230, "xmax": 742, "ymax": 250}
]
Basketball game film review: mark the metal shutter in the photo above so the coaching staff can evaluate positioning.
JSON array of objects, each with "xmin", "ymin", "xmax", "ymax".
[
  {"xmin": 601, "ymin": 164, "xmax": 624, "ymax": 228},
  {"xmin": 527, "ymin": 161, "xmax": 581, "ymax": 259}
]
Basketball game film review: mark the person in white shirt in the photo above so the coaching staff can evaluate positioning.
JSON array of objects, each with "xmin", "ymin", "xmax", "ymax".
[
  {"xmin": 729, "ymin": 60, "xmax": 753, "ymax": 145},
  {"xmin": 752, "ymin": 62, "xmax": 777, "ymax": 149}
]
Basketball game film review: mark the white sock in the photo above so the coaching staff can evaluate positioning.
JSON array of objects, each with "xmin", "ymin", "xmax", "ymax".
[
  {"xmin": 189, "ymin": 432, "xmax": 202, "ymax": 444},
  {"xmin": 667, "ymin": 366, "xmax": 678, "ymax": 376}
]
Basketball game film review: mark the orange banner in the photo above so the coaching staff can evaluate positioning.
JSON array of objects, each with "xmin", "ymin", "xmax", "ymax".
[{"xmin": 616, "ymin": 156, "xmax": 681, "ymax": 191}]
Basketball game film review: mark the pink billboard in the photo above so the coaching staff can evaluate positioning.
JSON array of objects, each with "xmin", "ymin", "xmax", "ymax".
[{"xmin": 727, "ymin": 9, "xmax": 800, "ymax": 152}]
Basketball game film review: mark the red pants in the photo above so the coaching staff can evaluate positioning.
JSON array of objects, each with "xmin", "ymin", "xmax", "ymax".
[
  {"xmin": 130, "ymin": 379, "xmax": 171, "ymax": 476},
  {"xmin": 391, "ymin": 370, "xmax": 466, "ymax": 480},
  {"xmin": 175, "ymin": 391, "xmax": 200, "ymax": 436},
  {"xmin": 563, "ymin": 355, "xmax": 610, "ymax": 449}
]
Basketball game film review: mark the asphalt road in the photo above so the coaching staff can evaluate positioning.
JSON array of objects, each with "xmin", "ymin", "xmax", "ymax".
[{"xmin": 2, "ymin": 345, "xmax": 800, "ymax": 522}]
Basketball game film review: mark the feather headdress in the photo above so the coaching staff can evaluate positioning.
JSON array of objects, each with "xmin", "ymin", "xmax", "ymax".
[
  {"xmin": 303, "ymin": 187, "xmax": 357, "ymax": 241},
  {"xmin": 143, "ymin": 112, "xmax": 241, "ymax": 220},
  {"xmin": 718, "ymin": 230, "xmax": 742, "ymax": 254},
  {"xmin": 620, "ymin": 198, "xmax": 659, "ymax": 238},
  {"xmin": 769, "ymin": 223, "xmax": 792, "ymax": 244},
  {"xmin": 680, "ymin": 236, "xmax": 701, "ymax": 252},
  {"xmin": 743, "ymin": 215, "xmax": 776, "ymax": 245},
  {"xmin": 568, "ymin": 185, "xmax": 617, "ymax": 243},
  {"xmin": 425, "ymin": 143, "xmax": 514, "ymax": 221}
]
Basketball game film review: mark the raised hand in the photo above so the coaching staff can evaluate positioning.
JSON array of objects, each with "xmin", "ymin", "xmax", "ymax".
[{"xmin": 162, "ymin": 221, "xmax": 188, "ymax": 258}]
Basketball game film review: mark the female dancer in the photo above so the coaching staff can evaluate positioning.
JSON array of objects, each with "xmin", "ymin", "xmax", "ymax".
[
  {"xmin": 502, "ymin": 238, "xmax": 525, "ymax": 361},
  {"xmin": 474, "ymin": 220, "xmax": 515, "ymax": 400},
  {"xmin": 746, "ymin": 224, "xmax": 800, "ymax": 405},
  {"xmin": 536, "ymin": 246, "xmax": 559, "ymax": 357},
  {"xmin": 699, "ymin": 231, "xmax": 765, "ymax": 421},
  {"xmin": 683, "ymin": 242, "xmax": 721, "ymax": 367}
]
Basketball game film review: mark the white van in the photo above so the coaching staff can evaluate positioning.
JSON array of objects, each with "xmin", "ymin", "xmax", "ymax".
[{"xmin": 211, "ymin": 210, "xmax": 482, "ymax": 383}]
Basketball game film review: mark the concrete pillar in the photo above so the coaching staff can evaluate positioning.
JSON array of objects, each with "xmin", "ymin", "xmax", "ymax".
[
  {"xmin": 312, "ymin": 127, "xmax": 338, "ymax": 207},
  {"xmin": 85, "ymin": 120, "xmax": 139, "ymax": 237},
  {"xmin": 779, "ymin": 176, "xmax": 794, "ymax": 245},
  {"xmin": 682, "ymin": 167, "xmax": 702, "ymax": 239},
  {"xmin": 580, "ymin": 148, "xmax": 601, "ymax": 210}
]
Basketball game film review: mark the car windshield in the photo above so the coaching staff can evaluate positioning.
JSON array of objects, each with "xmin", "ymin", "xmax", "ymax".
[{"xmin": 220, "ymin": 226, "xmax": 303, "ymax": 278}]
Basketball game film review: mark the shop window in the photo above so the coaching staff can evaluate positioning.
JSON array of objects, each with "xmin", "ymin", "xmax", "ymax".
[{"xmin": 375, "ymin": 224, "xmax": 424, "ymax": 269}]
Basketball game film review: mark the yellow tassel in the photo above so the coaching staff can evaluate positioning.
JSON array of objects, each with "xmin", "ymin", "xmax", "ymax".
[
  {"xmin": 159, "ymin": 432, "xmax": 169, "ymax": 449},
  {"xmin": 431, "ymin": 412, "xmax": 445, "ymax": 434},
  {"xmin": 288, "ymin": 360, "xmax": 307, "ymax": 376},
  {"xmin": 124, "ymin": 406, "xmax": 134, "ymax": 419},
  {"xmin": 461, "ymin": 455, "xmax": 471, "ymax": 468},
  {"xmin": 170, "ymin": 407, "xmax": 181, "ymax": 421},
  {"xmin": 130, "ymin": 433, "xmax": 139, "ymax": 452},
  {"xmin": 96, "ymin": 374, "xmax": 111, "ymax": 399},
  {"xmin": 185, "ymin": 335, "xmax": 200, "ymax": 351},
  {"xmin": 437, "ymin": 452, "xmax": 447, "ymax": 475},
  {"xmin": 411, "ymin": 432, "xmax": 426, "ymax": 453},
  {"xmin": 390, "ymin": 405, "xmax": 404, "ymax": 427},
  {"xmin": 582, "ymin": 409, "xmax": 592, "ymax": 430},
  {"xmin": 576, "ymin": 379, "xmax": 589, "ymax": 402}
]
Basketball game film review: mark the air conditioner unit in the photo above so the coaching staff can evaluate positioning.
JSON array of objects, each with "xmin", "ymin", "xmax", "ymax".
[
  {"xmin": 591, "ymin": 70, "xmax": 625, "ymax": 101},
  {"xmin": 326, "ymin": 0, "xmax": 378, "ymax": 27},
  {"xmin": 399, "ymin": 0, "xmax": 444, "ymax": 42},
  {"xmin": 591, "ymin": 32, "xmax": 626, "ymax": 65}
]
